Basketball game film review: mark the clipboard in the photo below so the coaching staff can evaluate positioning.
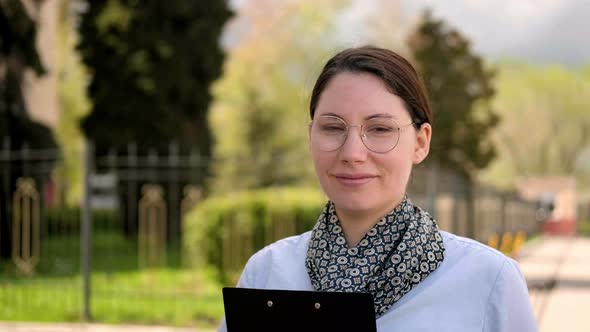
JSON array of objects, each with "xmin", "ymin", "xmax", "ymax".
[{"xmin": 222, "ymin": 287, "xmax": 377, "ymax": 332}]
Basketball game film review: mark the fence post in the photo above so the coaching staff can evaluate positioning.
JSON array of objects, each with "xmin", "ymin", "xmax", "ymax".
[
  {"xmin": 465, "ymin": 183, "xmax": 481, "ymax": 241},
  {"xmin": 426, "ymin": 161, "xmax": 439, "ymax": 219},
  {"xmin": 168, "ymin": 141, "xmax": 179, "ymax": 242},
  {"xmin": 127, "ymin": 142, "xmax": 137, "ymax": 235},
  {"xmin": 1, "ymin": 138, "xmax": 10, "ymax": 258},
  {"xmin": 81, "ymin": 140, "xmax": 93, "ymax": 321}
]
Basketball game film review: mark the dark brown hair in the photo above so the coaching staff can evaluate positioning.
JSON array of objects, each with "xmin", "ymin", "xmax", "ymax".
[{"xmin": 309, "ymin": 46, "xmax": 432, "ymax": 127}]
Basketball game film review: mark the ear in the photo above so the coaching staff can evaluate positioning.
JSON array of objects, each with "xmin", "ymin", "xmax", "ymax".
[
  {"xmin": 308, "ymin": 122, "xmax": 313, "ymax": 152},
  {"xmin": 413, "ymin": 123, "xmax": 431, "ymax": 164}
]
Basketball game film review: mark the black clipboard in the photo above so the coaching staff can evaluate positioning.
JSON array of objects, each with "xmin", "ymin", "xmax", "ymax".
[{"xmin": 222, "ymin": 287, "xmax": 377, "ymax": 332}]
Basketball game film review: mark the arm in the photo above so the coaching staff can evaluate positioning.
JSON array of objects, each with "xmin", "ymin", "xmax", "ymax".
[{"xmin": 483, "ymin": 259, "xmax": 538, "ymax": 332}]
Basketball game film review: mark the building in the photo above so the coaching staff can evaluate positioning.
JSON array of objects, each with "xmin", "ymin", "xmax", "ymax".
[{"xmin": 516, "ymin": 176, "xmax": 577, "ymax": 235}]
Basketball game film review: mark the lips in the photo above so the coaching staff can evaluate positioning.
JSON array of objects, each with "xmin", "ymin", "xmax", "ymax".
[{"xmin": 332, "ymin": 173, "xmax": 377, "ymax": 186}]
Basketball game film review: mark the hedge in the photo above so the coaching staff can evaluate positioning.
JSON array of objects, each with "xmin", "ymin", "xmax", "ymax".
[{"xmin": 183, "ymin": 187, "xmax": 326, "ymax": 284}]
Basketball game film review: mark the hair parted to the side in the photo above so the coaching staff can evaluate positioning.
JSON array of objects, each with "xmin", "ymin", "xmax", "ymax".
[{"xmin": 309, "ymin": 46, "xmax": 432, "ymax": 128}]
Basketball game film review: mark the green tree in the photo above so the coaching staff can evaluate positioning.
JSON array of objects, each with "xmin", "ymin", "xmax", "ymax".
[
  {"xmin": 54, "ymin": 0, "xmax": 91, "ymax": 205},
  {"xmin": 407, "ymin": 11, "xmax": 499, "ymax": 179},
  {"xmin": 481, "ymin": 62, "xmax": 590, "ymax": 189},
  {"xmin": 78, "ymin": 0, "xmax": 232, "ymax": 157},
  {"xmin": 209, "ymin": 0, "xmax": 350, "ymax": 193},
  {"xmin": 0, "ymin": 0, "xmax": 55, "ymax": 148},
  {"xmin": 0, "ymin": 0, "xmax": 56, "ymax": 258}
]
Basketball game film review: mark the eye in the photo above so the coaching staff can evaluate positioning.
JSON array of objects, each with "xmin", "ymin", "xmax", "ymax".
[
  {"xmin": 321, "ymin": 124, "xmax": 346, "ymax": 132},
  {"xmin": 318, "ymin": 120, "xmax": 347, "ymax": 133},
  {"xmin": 366, "ymin": 124, "xmax": 395, "ymax": 134}
]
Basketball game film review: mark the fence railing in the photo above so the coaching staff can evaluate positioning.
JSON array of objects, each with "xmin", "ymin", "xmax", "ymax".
[
  {"xmin": 408, "ymin": 164, "xmax": 538, "ymax": 243},
  {"xmin": 0, "ymin": 141, "xmax": 541, "ymax": 325}
]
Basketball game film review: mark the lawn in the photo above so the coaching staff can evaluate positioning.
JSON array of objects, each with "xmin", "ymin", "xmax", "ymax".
[{"xmin": 0, "ymin": 230, "xmax": 225, "ymax": 330}]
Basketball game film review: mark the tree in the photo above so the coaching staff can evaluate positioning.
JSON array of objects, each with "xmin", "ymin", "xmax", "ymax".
[
  {"xmin": 407, "ymin": 11, "xmax": 499, "ymax": 179},
  {"xmin": 0, "ymin": 0, "xmax": 55, "ymax": 148},
  {"xmin": 77, "ymin": 0, "xmax": 231, "ymax": 239},
  {"xmin": 0, "ymin": 0, "xmax": 57, "ymax": 258},
  {"xmin": 363, "ymin": 0, "xmax": 407, "ymax": 54},
  {"xmin": 78, "ymin": 0, "xmax": 232, "ymax": 157},
  {"xmin": 54, "ymin": 0, "xmax": 91, "ymax": 205},
  {"xmin": 209, "ymin": 0, "xmax": 351, "ymax": 193},
  {"xmin": 481, "ymin": 62, "xmax": 590, "ymax": 189}
]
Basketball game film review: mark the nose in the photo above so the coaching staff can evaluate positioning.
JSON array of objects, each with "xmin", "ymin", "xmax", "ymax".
[{"xmin": 339, "ymin": 125, "xmax": 368, "ymax": 163}]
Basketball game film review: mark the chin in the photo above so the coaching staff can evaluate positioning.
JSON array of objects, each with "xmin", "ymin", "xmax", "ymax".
[{"xmin": 330, "ymin": 193, "xmax": 379, "ymax": 214}]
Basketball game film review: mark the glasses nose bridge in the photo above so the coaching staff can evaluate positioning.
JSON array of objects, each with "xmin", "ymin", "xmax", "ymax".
[
  {"xmin": 345, "ymin": 123, "xmax": 366, "ymax": 137},
  {"xmin": 342, "ymin": 122, "xmax": 368, "ymax": 150}
]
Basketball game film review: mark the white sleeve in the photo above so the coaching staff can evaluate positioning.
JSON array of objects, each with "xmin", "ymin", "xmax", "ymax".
[{"xmin": 483, "ymin": 259, "xmax": 538, "ymax": 332}]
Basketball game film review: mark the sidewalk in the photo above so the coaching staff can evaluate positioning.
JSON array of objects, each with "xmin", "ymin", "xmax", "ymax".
[
  {"xmin": 519, "ymin": 236, "xmax": 590, "ymax": 332},
  {"xmin": 0, "ymin": 322, "xmax": 213, "ymax": 332}
]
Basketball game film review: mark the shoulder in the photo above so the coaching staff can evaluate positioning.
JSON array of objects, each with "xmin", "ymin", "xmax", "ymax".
[
  {"xmin": 438, "ymin": 231, "xmax": 526, "ymax": 293},
  {"xmin": 441, "ymin": 230, "xmax": 512, "ymax": 266},
  {"xmin": 251, "ymin": 231, "xmax": 312, "ymax": 263},
  {"xmin": 439, "ymin": 231, "xmax": 539, "ymax": 330},
  {"xmin": 237, "ymin": 232, "xmax": 312, "ymax": 287}
]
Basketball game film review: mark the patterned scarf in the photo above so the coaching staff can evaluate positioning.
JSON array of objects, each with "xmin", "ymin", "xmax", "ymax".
[{"xmin": 305, "ymin": 195, "xmax": 446, "ymax": 318}]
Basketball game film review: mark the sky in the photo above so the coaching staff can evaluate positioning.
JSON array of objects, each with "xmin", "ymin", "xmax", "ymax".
[
  {"xmin": 399, "ymin": 0, "xmax": 590, "ymax": 67},
  {"xmin": 229, "ymin": 0, "xmax": 590, "ymax": 67}
]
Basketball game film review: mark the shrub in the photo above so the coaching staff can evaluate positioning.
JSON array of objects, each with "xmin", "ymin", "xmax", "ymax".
[
  {"xmin": 183, "ymin": 187, "xmax": 326, "ymax": 284},
  {"xmin": 578, "ymin": 219, "xmax": 590, "ymax": 236}
]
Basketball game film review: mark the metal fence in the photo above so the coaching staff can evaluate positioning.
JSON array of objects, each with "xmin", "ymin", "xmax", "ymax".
[
  {"xmin": 0, "ymin": 141, "xmax": 540, "ymax": 325},
  {"xmin": 0, "ymin": 141, "xmax": 208, "ymax": 323},
  {"xmin": 408, "ymin": 164, "xmax": 538, "ymax": 244}
]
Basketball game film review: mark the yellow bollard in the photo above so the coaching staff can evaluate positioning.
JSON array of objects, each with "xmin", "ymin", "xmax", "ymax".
[
  {"xmin": 511, "ymin": 232, "xmax": 526, "ymax": 259},
  {"xmin": 487, "ymin": 233, "xmax": 499, "ymax": 249},
  {"xmin": 500, "ymin": 232, "xmax": 513, "ymax": 255}
]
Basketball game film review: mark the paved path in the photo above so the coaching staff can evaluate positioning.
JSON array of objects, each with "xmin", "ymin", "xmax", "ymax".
[
  {"xmin": 519, "ymin": 236, "xmax": 590, "ymax": 332},
  {"xmin": 0, "ymin": 322, "xmax": 213, "ymax": 332}
]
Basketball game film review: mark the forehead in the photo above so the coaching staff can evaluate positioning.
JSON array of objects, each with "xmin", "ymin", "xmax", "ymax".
[{"xmin": 315, "ymin": 72, "xmax": 410, "ymax": 121}]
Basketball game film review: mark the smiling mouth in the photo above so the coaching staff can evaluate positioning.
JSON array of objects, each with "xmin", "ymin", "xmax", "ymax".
[{"xmin": 332, "ymin": 174, "xmax": 377, "ymax": 186}]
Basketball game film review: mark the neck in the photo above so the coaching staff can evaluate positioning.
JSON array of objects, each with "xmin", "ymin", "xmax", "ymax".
[{"xmin": 336, "ymin": 197, "xmax": 404, "ymax": 247}]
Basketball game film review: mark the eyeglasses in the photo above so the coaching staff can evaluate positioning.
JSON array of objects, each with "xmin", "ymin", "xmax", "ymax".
[{"xmin": 310, "ymin": 115, "xmax": 417, "ymax": 153}]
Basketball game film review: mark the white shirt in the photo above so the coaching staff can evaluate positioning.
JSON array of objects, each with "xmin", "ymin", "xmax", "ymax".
[{"xmin": 218, "ymin": 230, "xmax": 537, "ymax": 332}]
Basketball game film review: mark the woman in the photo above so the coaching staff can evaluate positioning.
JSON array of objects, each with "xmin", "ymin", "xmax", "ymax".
[{"xmin": 219, "ymin": 46, "xmax": 536, "ymax": 331}]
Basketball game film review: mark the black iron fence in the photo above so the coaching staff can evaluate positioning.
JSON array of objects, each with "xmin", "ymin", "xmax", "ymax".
[{"xmin": 0, "ymin": 141, "xmax": 540, "ymax": 325}]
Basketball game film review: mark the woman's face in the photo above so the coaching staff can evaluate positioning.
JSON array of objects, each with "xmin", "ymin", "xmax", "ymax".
[{"xmin": 310, "ymin": 71, "xmax": 431, "ymax": 219}]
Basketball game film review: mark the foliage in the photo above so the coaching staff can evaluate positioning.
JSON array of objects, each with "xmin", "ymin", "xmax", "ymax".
[
  {"xmin": 0, "ymin": 0, "xmax": 57, "ymax": 260},
  {"xmin": 183, "ymin": 187, "xmax": 326, "ymax": 284},
  {"xmin": 481, "ymin": 61, "xmax": 590, "ymax": 189},
  {"xmin": 579, "ymin": 219, "xmax": 590, "ymax": 237},
  {"xmin": 363, "ymin": 0, "xmax": 408, "ymax": 54},
  {"xmin": 77, "ymin": 0, "xmax": 232, "ymax": 157},
  {"xmin": 54, "ymin": 0, "xmax": 91, "ymax": 205},
  {"xmin": 407, "ymin": 11, "xmax": 499, "ymax": 179},
  {"xmin": 209, "ymin": 0, "xmax": 350, "ymax": 193},
  {"xmin": 0, "ymin": 0, "xmax": 56, "ymax": 148}
]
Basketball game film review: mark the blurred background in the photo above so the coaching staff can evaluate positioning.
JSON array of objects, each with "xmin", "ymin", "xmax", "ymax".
[{"xmin": 1, "ymin": 0, "xmax": 589, "ymax": 331}]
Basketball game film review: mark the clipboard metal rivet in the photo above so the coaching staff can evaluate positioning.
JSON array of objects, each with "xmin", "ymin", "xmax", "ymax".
[
  {"xmin": 314, "ymin": 302, "xmax": 321, "ymax": 310},
  {"xmin": 267, "ymin": 300, "xmax": 273, "ymax": 307}
]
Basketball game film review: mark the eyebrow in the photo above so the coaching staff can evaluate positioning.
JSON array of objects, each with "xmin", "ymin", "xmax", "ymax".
[{"xmin": 321, "ymin": 112, "xmax": 397, "ymax": 120}]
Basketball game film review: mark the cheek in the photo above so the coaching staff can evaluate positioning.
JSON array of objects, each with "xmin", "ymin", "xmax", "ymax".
[
  {"xmin": 311, "ymin": 147, "xmax": 331, "ymax": 174},
  {"xmin": 377, "ymin": 153, "xmax": 414, "ymax": 184}
]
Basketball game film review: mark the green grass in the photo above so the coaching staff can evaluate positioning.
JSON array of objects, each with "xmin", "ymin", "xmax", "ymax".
[
  {"xmin": 578, "ymin": 219, "xmax": 590, "ymax": 236},
  {"xmin": 0, "ymin": 230, "xmax": 225, "ymax": 329}
]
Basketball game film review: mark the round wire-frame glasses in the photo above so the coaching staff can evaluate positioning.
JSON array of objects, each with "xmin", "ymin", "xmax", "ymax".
[{"xmin": 310, "ymin": 115, "xmax": 417, "ymax": 153}]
